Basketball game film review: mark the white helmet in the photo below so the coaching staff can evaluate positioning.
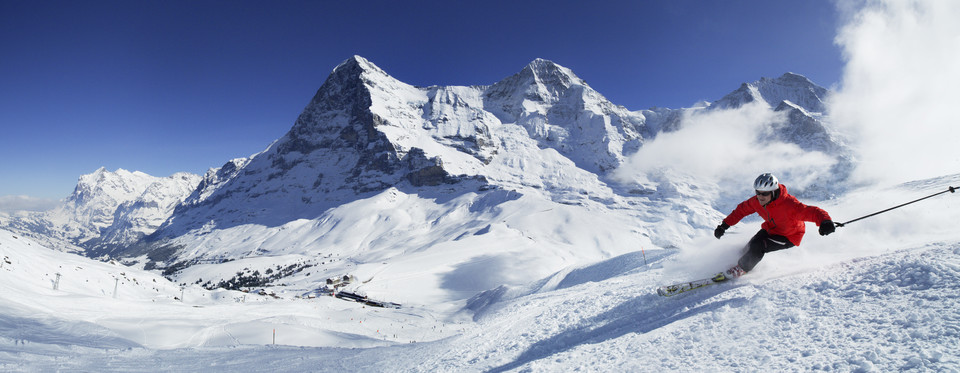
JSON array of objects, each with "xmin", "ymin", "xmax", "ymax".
[{"xmin": 753, "ymin": 173, "xmax": 779, "ymax": 192}]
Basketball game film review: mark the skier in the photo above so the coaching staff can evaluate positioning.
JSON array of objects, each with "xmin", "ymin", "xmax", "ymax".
[{"xmin": 712, "ymin": 173, "xmax": 835, "ymax": 280}]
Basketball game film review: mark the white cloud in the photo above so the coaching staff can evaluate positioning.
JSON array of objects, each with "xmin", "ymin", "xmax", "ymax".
[
  {"xmin": 617, "ymin": 0, "xmax": 960, "ymax": 202},
  {"xmin": 614, "ymin": 102, "xmax": 836, "ymax": 198},
  {"xmin": 829, "ymin": 0, "xmax": 960, "ymax": 186},
  {"xmin": 0, "ymin": 195, "xmax": 58, "ymax": 213}
]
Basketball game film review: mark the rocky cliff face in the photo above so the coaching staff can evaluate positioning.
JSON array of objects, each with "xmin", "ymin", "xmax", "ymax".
[
  {"xmin": 148, "ymin": 57, "xmax": 664, "ymax": 239},
  {"xmin": 151, "ymin": 57, "xmax": 492, "ymax": 238}
]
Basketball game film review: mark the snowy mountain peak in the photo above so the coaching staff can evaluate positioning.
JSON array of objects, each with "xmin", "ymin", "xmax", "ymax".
[
  {"xmin": 771, "ymin": 71, "xmax": 817, "ymax": 86},
  {"xmin": 521, "ymin": 58, "xmax": 586, "ymax": 93},
  {"xmin": 89, "ymin": 172, "xmax": 202, "ymax": 255},
  {"xmin": 64, "ymin": 168, "xmax": 163, "ymax": 229},
  {"xmin": 484, "ymin": 58, "xmax": 589, "ymax": 117},
  {"xmin": 70, "ymin": 168, "xmax": 152, "ymax": 206},
  {"xmin": 337, "ymin": 55, "xmax": 373, "ymax": 70},
  {"xmin": 483, "ymin": 58, "xmax": 647, "ymax": 173},
  {"xmin": 713, "ymin": 72, "xmax": 828, "ymax": 113},
  {"xmin": 280, "ymin": 56, "xmax": 417, "ymax": 156},
  {"xmin": 0, "ymin": 168, "xmax": 200, "ymax": 253},
  {"xmin": 150, "ymin": 56, "xmax": 485, "ymax": 240}
]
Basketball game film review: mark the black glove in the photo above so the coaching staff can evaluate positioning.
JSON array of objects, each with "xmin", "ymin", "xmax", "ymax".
[
  {"xmin": 714, "ymin": 222, "xmax": 730, "ymax": 239},
  {"xmin": 819, "ymin": 220, "xmax": 836, "ymax": 236}
]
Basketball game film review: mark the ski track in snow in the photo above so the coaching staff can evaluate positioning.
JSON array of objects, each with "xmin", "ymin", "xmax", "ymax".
[
  {"xmin": 510, "ymin": 243, "xmax": 960, "ymax": 372},
  {"xmin": 3, "ymin": 236, "xmax": 958, "ymax": 372}
]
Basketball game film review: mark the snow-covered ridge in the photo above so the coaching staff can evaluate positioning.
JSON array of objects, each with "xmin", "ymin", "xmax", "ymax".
[
  {"xmin": 0, "ymin": 168, "xmax": 200, "ymax": 254},
  {"xmin": 483, "ymin": 58, "xmax": 648, "ymax": 173},
  {"xmin": 713, "ymin": 72, "xmax": 829, "ymax": 113},
  {"xmin": 151, "ymin": 57, "xmax": 840, "ymax": 245},
  {"xmin": 89, "ymin": 172, "xmax": 202, "ymax": 255}
]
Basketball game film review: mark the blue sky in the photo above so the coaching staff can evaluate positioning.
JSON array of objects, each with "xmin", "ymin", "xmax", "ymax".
[{"xmin": 0, "ymin": 1, "xmax": 843, "ymax": 200}]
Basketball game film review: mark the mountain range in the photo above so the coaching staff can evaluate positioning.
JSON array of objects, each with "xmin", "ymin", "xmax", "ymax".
[{"xmin": 0, "ymin": 56, "xmax": 847, "ymax": 298}]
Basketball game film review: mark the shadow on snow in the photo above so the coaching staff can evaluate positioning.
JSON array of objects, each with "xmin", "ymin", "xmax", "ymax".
[{"xmin": 486, "ymin": 283, "xmax": 748, "ymax": 373}]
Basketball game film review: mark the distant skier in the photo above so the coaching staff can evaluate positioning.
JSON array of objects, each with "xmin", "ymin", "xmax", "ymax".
[{"xmin": 713, "ymin": 173, "xmax": 835, "ymax": 280}]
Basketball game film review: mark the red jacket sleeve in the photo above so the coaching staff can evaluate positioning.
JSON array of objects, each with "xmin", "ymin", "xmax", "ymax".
[
  {"xmin": 792, "ymin": 200, "xmax": 832, "ymax": 225},
  {"xmin": 723, "ymin": 198, "xmax": 758, "ymax": 227}
]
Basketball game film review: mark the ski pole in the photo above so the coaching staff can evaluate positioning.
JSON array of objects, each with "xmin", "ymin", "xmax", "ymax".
[{"xmin": 836, "ymin": 186, "xmax": 957, "ymax": 227}]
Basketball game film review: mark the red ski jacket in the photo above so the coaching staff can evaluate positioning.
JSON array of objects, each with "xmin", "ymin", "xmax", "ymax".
[{"xmin": 722, "ymin": 184, "xmax": 831, "ymax": 246}]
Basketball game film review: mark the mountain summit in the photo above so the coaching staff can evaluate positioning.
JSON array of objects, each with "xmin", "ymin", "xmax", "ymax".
[
  {"xmin": 151, "ymin": 56, "xmax": 657, "ymax": 240},
  {"xmin": 713, "ymin": 72, "xmax": 829, "ymax": 113},
  {"xmin": 152, "ymin": 56, "xmax": 492, "ymax": 237},
  {"xmin": 0, "ymin": 168, "xmax": 200, "ymax": 254},
  {"xmin": 483, "ymin": 58, "xmax": 648, "ymax": 173}
]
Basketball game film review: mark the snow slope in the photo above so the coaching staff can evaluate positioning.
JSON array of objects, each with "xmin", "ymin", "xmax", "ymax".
[
  {"xmin": 0, "ymin": 227, "xmax": 464, "ymax": 352},
  {"xmin": 3, "ymin": 176, "xmax": 958, "ymax": 371}
]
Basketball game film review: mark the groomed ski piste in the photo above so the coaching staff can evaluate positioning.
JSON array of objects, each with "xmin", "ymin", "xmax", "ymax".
[{"xmin": 2, "ymin": 177, "xmax": 959, "ymax": 371}]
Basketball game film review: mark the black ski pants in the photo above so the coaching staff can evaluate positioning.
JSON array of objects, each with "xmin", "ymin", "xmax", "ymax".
[{"xmin": 738, "ymin": 229, "xmax": 795, "ymax": 272}]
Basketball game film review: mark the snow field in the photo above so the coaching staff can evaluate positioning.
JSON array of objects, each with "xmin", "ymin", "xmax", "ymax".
[
  {"xmin": 2, "ymin": 179, "xmax": 959, "ymax": 371},
  {"xmin": 469, "ymin": 243, "xmax": 960, "ymax": 372},
  {"xmin": 0, "ymin": 230, "xmax": 459, "ymax": 353}
]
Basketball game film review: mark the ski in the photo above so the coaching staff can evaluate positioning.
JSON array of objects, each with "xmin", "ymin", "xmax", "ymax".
[{"xmin": 656, "ymin": 272, "xmax": 730, "ymax": 297}]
